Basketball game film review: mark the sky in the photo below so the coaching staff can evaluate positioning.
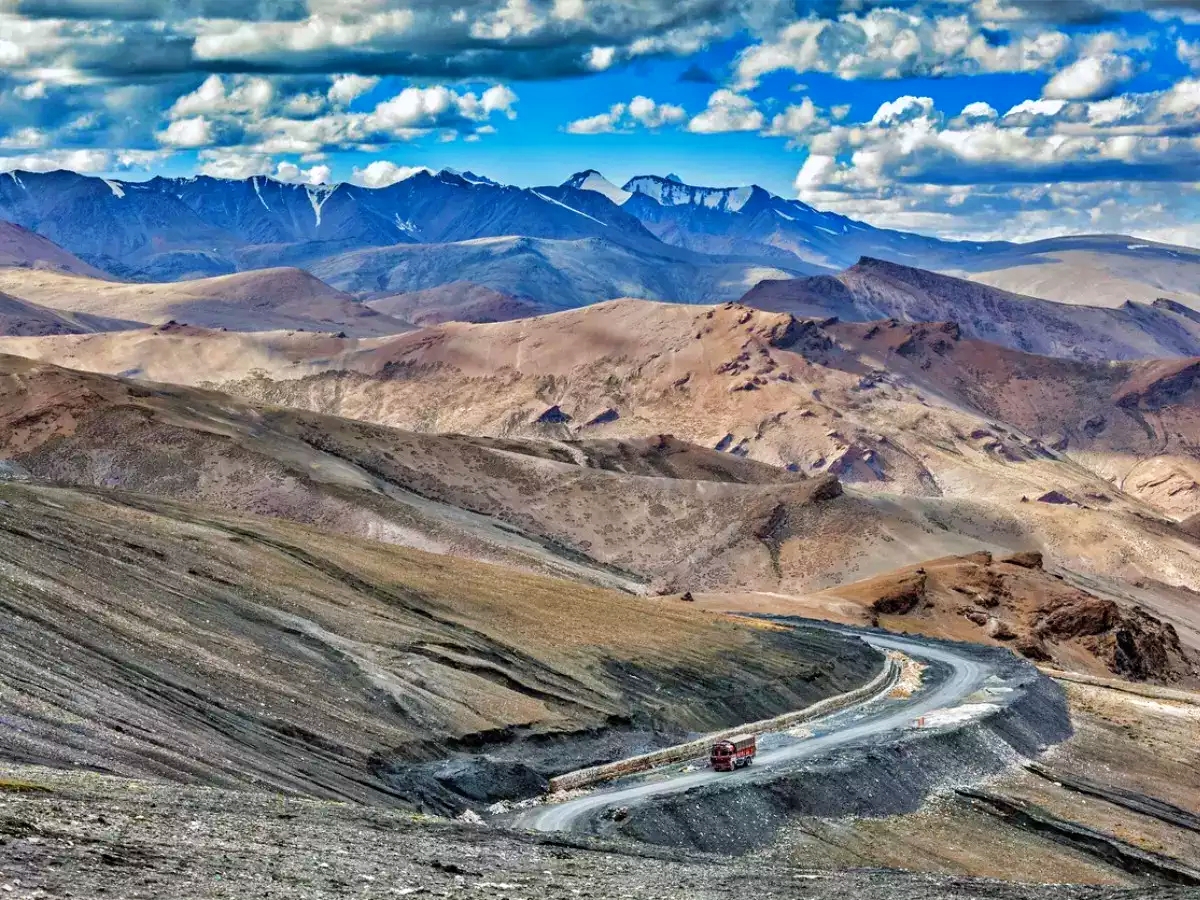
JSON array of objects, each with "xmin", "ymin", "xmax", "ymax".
[{"xmin": 0, "ymin": 1, "xmax": 1198, "ymax": 244}]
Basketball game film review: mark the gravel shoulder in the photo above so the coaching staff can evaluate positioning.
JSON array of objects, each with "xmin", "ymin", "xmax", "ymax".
[{"xmin": 0, "ymin": 765, "xmax": 1190, "ymax": 900}]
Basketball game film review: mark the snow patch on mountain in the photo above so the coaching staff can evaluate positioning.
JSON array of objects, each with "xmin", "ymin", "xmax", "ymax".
[
  {"xmin": 103, "ymin": 180, "xmax": 126, "ymax": 199},
  {"xmin": 564, "ymin": 170, "xmax": 632, "ymax": 206},
  {"xmin": 306, "ymin": 184, "xmax": 336, "ymax": 227},
  {"xmin": 624, "ymin": 175, "xmax": 756, "ymax": 213},
  {"xmin": 532, "ymin": 191, "xmax": 608, "ymax": 226},
  {"xmin": 252, "ymin": 176, "xmax": 271, "ymax": 211}
]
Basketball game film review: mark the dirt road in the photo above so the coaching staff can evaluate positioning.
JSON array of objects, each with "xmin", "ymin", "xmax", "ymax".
[{"xmin": 513, "ymin": 625, "xmax": 1001, "ymax": 833}]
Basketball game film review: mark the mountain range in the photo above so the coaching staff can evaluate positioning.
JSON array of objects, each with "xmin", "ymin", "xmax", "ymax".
[{"xmin": 2, "ymin": 167, "xmax": 1197, "ymax": 316}]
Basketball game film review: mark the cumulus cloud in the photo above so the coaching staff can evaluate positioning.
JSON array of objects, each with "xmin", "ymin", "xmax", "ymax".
[
  {"xmin": 0, "ymin": 147, "xmax": 166, "ymax": 174},
  {"xmin": 687, "ymin": 89, "xmax": 764, "ymax": 133},
  {"xmin": 0, "ymin": 1, "xmax": 798, "ymax": 82},
  {"xmin": 765, "ymin": 96, "xmax": 827, "ymax": 140},
  {"xmin": 350, "ymin": 160, "xmax": 432, "ymax": 187},
  {"xmin": 1179, "ymin": 36, "xmax": 1200, "ymax": 71},
  {"xmin": 196, "ymin": 150, "xmax": 271, "ymax": 179},
  {"xmin": 154, "ymin": 76, "xmax": 519, "ymax": 156},
  {"xmin": 328, "ymin": 74, "xmax": 379, "ymax": 106},
  {"xmin": 1043, "ymin": 52, "xmax": 1134, "ymax": 99},
  {"xmin": 792, "ymin": 78, "xmax": 1200, "ymax": 242},
  {"xmin": 565, "ymin": 95, "xmax": 686, "ymax": 134},
  {"xmin": 734, "ymin": 9, "xmax": 1078, "ymax": 87},
  {"xmin": 275, "ymin": 160, "xmax": 331, "ymax": 184},
  {"xmin": 157, "ymin": 116, "xmax": 213, "ymax": 148}
]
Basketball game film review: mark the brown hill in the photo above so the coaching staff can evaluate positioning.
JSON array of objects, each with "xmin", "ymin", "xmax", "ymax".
[
  {"xmin": 742, "ymin": 257, "xmax": 1200, "ymax": 361},
  {"xmin": 955, "ymin": 242, "xmax": 1200, "ymax": 311},
  {"xmin": 0, "ymin": 322, "xmax": 391, "ymax": 384},
  {"xmin": 0, "ymin": 266, "xmax": 408, "ymax": 335},
  {"xmin": 706, "ymin": 552, "xmax": 1198, "ymax": 686},
  {"xmin": 368, "ymin": 281, "xmax": 549, "ymax": 326},
  {"xmin": 1, "ymin": 354, "xmax": 1013, "ymax": 599},
  {"xmin": 0, "ymin": 289, "xmax": 142, "ymax": 336},
  {"xmin": 0, "ymin": 219, "xmax": 109, "ymax": 277},
  {"xmin": 0, "ymin": 480, "xmax": 876, "ymax": 808},
  {"xmin": 4, "ymin": 301, "xmax": 1200, "ymax": 595}
]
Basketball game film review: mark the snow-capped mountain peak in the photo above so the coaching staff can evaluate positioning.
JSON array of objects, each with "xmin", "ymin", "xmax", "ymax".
[
  {"xmin": 562, "ymin": 170, "xmax": 632, "ymax": 206},
  {"xmin": 622, "ymin": 174, "xmax": 762, "ymax": 214}
]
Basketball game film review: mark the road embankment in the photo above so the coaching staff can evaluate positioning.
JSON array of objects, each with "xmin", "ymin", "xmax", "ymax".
[
  {"xmin": 548, "ymin": 654, "xmax": 900, "ymax": 793},
  {"xmin": 530, "ymin": 623, "xmax": 1073, "ymax": 855}
]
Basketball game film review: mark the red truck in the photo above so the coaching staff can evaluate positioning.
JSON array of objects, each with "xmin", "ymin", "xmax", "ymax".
[{"xmin": 710, "ymin": 734, "xmax": 756, "ymax": 772}]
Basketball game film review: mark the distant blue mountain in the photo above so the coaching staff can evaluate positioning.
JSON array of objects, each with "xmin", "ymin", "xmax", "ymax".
[{"xmin": 0, "ymin": 166, "xmax": 1196, "ymax": 315}]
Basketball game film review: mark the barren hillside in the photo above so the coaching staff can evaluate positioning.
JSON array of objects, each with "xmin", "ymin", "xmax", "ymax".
[
  {"xmin": 0, "ymin": 289, "xmax": 142, "ymax": 336},
  {"xmin": 0, "ymin": 220, "xmax": 110, "ymax": 277},
  {"xmin": 0, "ymin": 354, "xmax": 1019, "ymax": 597},
  {"xmin": 367, "ymin": 282, "xmax": 549, "ymax": 326},
  {"xmin": 743, "ymin": 258, "xmax": 1200, "ymax": 361},
  {"xmin": 4, "ymin": 302, "xmax": 1200, "ymax": 596},
  {"xmin": 2, "ymin": 351, "xmax": 1200, "ymax": 632},
  {"xmin": 28, "ymin": 297, "xmax": 1187, "ymax": 520},
  {"xmin": 700, "ymin": 552, "xmax": 1199, "ymax": 686},
  {"xmin": 0, "ymin": 266, "xmax": 407, "ymax": 335},
  {"xmin": 0, "ymin": 481, "xmax": 878, "ymax": 810}
]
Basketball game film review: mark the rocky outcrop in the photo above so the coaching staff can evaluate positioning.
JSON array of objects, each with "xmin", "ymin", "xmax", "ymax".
[{"xmin": 822, "ymin": 553, "xmax": 1198, "ymax": 686}]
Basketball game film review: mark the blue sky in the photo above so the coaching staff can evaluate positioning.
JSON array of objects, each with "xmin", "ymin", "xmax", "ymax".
[{"xmin": 0, "ymin": 1, "xmax": 1197, "ymax": 244}]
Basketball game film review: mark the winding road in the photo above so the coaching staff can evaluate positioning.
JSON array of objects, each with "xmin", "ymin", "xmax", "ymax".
[{"xmin": 513, "ymin": 625, "xmax": 1000, "ymax": 834}]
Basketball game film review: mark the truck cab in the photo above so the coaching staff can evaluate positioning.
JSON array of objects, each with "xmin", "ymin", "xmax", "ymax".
[{"xmin": 710, "ymin": 733, "xmax": 756, "ymax": 772}]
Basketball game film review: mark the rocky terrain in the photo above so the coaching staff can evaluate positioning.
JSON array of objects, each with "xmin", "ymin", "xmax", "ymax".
[
  {"xmin": 0, "ymin": 200, "xmax": 1198, "ymax": 898},
  {"xmin": 743, "ymin": 258, "xmax": 1200, "ymax": 361},
  {"xmin": 4, "ymin": 762, "xmax": 1190, "ymax": 900},
  {"xmin": 0, "ymin": 354, "xmax": 1028, "ymax": 597},
  {"xmin": 6, "ymin": 303, "xmax": 1200, "ymax": 598},
  {"xmin": 0, "ymin": 480, "xmax": 880, "ymax": 813},
  {"xmin": 726, "ymin": 552, "xmax": 1198, "ymax": 685}
]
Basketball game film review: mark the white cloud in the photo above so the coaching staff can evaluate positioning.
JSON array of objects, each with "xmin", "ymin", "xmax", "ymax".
[
  {"xmin": 687, "ymin": 89, "xmax": 764, "ymax": 134},
  {"xmin": 1179, "ymin": 37, "xmax": 1200, "ymax": 72},
  {"xmin": 158, "ymin": 116, "xmax": 213, "ymax": 148},
  {"xmin": 587, "ymin": 46, "xmax": 616, "ymax": 71},
  {"xmin": 196, "ymin": 150, "xmax": 272, "ymax": 180},
  {"xmin": 152, "ymin": 78, "xmax": 519, "ymax": 154},
  {"xmin": 0, "ymin": 127, "xmax": 48, "ymax": 150},
  {"xmin": 0, "ymin": 148, "xmax": 114, "ymax": 173},
  {"xmin": 171, "ymin": 74, "xmax": 274, "ymax": 118},
  {"xmin": 565, "ymin": 95, "xmax": 686, "ymax": 134},
  {"xmin": 328, "ymin": 75, "xmax": 379, "ymax": 106},
  {"xmin": 734, "ymin": 10, "xmax": 1075, "ymax": 87},
  {"xmin": 765, "ymin": 97, "xmax": 825, "ymax": 139},
  {"xmin": 791, "ymin": 79, "xmax": 1200, "ymax": 243},
  {"xmin": 350, "ymin": 160, "xmax": 432, "ymax": 188},
  {"xmin": 1043, "ymin": 53, "xmax": 1134, "ymax": 100},
  {"xmin": 275, "ymin": 161, "xmax": 331, "ymax": 185}
]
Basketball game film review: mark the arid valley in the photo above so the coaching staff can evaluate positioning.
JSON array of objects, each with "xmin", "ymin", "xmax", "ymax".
[{"xmin": 2, "ymin": 5, "xmax": 1200, "ymax": 894}]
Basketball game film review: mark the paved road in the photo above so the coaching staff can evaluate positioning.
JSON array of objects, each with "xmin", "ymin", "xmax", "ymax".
[{"xmin": 513, "ymin": 627, "xmax": 996, "ymax": 833}]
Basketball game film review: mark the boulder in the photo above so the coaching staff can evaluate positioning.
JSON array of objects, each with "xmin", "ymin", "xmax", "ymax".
[{"xmin": 1002, "ymin": 551, "xmax": 1044, "ymax": 570}]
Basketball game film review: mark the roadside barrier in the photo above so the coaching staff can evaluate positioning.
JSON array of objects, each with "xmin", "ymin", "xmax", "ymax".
[{"xmin": 549, "ymin": 654, "xmax": 901, "ymax": 793}]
